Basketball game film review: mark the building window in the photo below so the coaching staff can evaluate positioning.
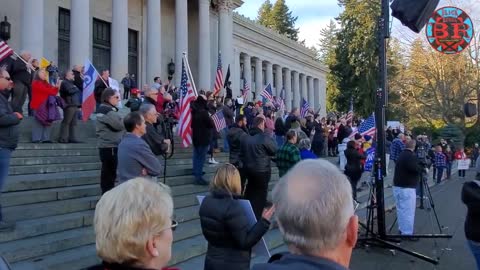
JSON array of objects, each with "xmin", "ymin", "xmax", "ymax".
[
  {"xmin": 93, "ymin": 18, "xmax": 111, "ymax": 72},
  {"xmin": 58, "ymin": 8, "xmax": 70, "ymax": 73},
  {"xmin": 128, "ymin": 29, "xmax": 138, "ymax": 80}
]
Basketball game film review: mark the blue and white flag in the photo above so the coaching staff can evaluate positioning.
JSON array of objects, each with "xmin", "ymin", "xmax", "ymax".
[{"xmin": 364, "ymin": 147, "xmax": 376, "ymax": 172}]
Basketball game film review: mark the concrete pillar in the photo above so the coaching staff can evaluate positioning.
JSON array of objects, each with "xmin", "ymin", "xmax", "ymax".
[
  {"xmin": 314, "ymin": 78, "xmax": 320, "ymax": 113},
  {"xmin": 300, "ymin": 73, "xmax": 307, "ymax": 102},
  {"xmin": 111, "ymin": 0, "xmax": 128, "ymax": 80},
  {"xmin": 265, "ymin": 62, "xmax": 273, "ymax": 88},
  {"xmin": 292, "ymin": 71, "xmax": 300, "ymax": 109},
  {"xmin": 307, "ymin": 76, "xmax": 315, "ymax": 110},
  {"xmin": 319, "ymin": 76, "xmax": 327, "ymax": 117},
  {"xmin": 275, "ymin": 65, "xmax": 283, "ymax": 97},
  {"xmin": 233, "ymin": 48, "xmax": 241, "ymax": 97},
  {"xmin": 146, "ymin": 0, "xmax": 161, "ymax": 85},
  {"xmin": 70, "ymin": 0, "xmax": 90, "ymax": 67},
  {"xmin": 284, "ymin": 68, "xmax": 292, "ymax": 112},
  {"xmin": 243, "ymin": 53, "xmax": 251, "ymax": 100},
  {"xmin": 175, "ymin": 0, "xmax": 188, "ymax": 85},
  {"xmin": 219, "ymin": 1, "xmax": 233, "ymax": 85},
  {"xmin": 254, "ymin": 58, "xmax": 263, "ymax": 96},
  {"xmin": 198, "ymin": 0, "xmax": 210, "ymax": 90},
  {"xmin": 22, "ymin": 0, "xmax": 44, "ymax": 59}
]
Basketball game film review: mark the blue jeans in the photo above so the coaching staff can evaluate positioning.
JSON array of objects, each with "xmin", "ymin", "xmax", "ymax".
[
  {"xmin": 275, "ymin": 135, "xmax": 285, "ymax": 147},
  {"xmin": 0, "ymin": 148, "xmax": 13, "ymax": 221},
  {"xmin": 468, "ymin": 240, "xmax": 480, "ymax": 270},
  {"xmin": 222, "ymin": 128, "xmax": 229, "ymax": 152},
  {"xmin": 436, "ymin": 167, "xmax": 444, "ymax": 183},
  {"xmin": 193, "ymin": 145, "xmax": 209, "ymax": 181}
]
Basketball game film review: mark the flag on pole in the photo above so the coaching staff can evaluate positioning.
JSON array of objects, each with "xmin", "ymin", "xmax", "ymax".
[
  {"xmin": 346, "ymin": 99, "xmax": 354, "ymax": 122},
  {"xmin": 223, "ymin": 64, "xmax": 231, "ymax": 90},
  {"xmin": 213, "ymin": 52, "xmax": 223, "ymax": 97},
  {"xmin": 40, "ymin": 57, "xmax": 50, "ymax": 81},
  {"xmin": 261, "ymin": 83, "xmax": 274, "ymax": 103},
  {"xmin": 242, "ymin": 77, "xmax": 250, "ymax": 100},
  {"xmin": 178, "ymin": 59, "xmax": 197, "ymax": 148},
  {"xmin": 364, "ymin": 147, "xmax": 376, "ymax": 172},
  {"xmin": 0, "ymin": 41, "xmax": 13, "ymax": 62},
  {"xmin": 278, "ymin": 88, "xmax": 286, "ymax": 113},
  {"xmin": 81, "ymin": 60, "xmax": 99, "ymax": 121},
  {"xmin": 356, "ymin": 114, "xmax": 376, "ymax": 137},
  {"xmin": 300, "ymin": 98, "xmax": 310, "ymax": 118},
  {"xmin": 212, "ymin": 110, "xmax": 227, "ymax": 132}
]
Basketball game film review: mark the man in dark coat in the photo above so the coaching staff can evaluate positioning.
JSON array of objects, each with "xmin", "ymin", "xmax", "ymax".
[
  {"xmin": 94, "ymin": 69, "xmax": 110, "ymax": 111},
  {"xmin": 285, "ymin": 108, "xmax": 300, "ymax": 131},
  {"xmin": 191, "ymin": 95, "xmax": 214, "ymax": 185},
  {"xmin": 252, "ymin": 159, "xmax": 358, "ymax": 270},
  {"xmin": 140, "ymin": 104, "xmax": 170, "ymax": 156},
  {"xmin": 59, "ymin": 70, "xmax": 82, "ymax": 143},
  {"xmin": 2, "ymin": 52, "xmax": 32, "ymax": 114},
  {"xmin": 241, "ymin": 116, "xmax": 277, "ymax": 219},
  {"xmin": 0, "ymin": 68, "xmax": 22, "ymax": 231},
  {"xmin": 228, "ymin": 115, "xmax": 249, "ymax": 190},
  {"xmin": 393, "ymin": 139, "xmax": 421, "ymax": 235},
  {"xmin": 72, "ymin": 65, "xmax": 84, "ymax": 92}
]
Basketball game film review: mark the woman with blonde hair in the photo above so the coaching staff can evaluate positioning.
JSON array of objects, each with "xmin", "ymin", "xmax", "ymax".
[
  {"xmin": 89, "ymin": 178, "xmax": 179, "ymax": 270},
  {"xmin": 199, "ymin": 164, "xmax": 274, "ymax": 270}
]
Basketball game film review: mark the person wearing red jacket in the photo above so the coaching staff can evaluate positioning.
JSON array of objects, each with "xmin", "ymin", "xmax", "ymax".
[
  {"xmin": 30, "ymin": 69, "xmax": 60, "ymax": 143},
  {"xmin": 455, "ymin": 147, "xmax": 468, "ymax": 178}
]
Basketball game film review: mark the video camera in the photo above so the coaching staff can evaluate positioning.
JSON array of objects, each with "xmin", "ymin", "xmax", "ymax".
[{"xmin": 416, "ymin": 135, "xmax": 430, "ymax": 168}]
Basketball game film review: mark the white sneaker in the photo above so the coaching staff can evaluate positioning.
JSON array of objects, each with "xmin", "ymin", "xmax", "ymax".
[{"xmin": 209, "ymin": 158, "xmax": 219, "ymax": 164}]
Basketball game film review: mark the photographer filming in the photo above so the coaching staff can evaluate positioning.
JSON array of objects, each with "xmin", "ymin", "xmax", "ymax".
[
  {"xmin": 415, "ymin": 135, "xmax": 432, "ymax": 202},
  {"xmin": 393, "ymin": 139, "xmax": 422, "ymax": 236}
]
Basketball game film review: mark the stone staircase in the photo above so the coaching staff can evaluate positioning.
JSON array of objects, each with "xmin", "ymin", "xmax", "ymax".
[{"xmin": 0, "ymin": 119, "xmax": 283, "ymax": 270}]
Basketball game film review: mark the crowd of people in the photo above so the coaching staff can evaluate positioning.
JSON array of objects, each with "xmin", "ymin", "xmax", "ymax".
[{"xmin": 0, "ymin": 50, "xmax": 479, "ymax": 269}]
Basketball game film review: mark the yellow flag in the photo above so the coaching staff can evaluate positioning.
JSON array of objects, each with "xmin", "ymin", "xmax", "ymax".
[{"xmin": 40, "ymin": 57, "xmax": 49, "ymax": 69}]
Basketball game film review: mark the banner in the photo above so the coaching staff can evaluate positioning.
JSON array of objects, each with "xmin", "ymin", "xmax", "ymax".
[
  {"xmin": 364, "ymin": 147, "xmax": 376, "ymax": 172},
  {"xmin": 457, "ymin": 159, "xmax": 471, "ymax": 170}
]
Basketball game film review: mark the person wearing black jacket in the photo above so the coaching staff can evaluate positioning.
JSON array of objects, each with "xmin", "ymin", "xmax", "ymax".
[
  {"xmin": 274, "ymin": 117, "xmax": 286, "ymax": 147},
  {"xmin": 140, "ymin": 104, "xmax": 170, "ymax": 156},
  {"xmin": 311, "ymin": 114, "xmax": 324, "ymax": 157},
  {"xmin": 192, "ymin": 95, "xmax": 215, "ymax": 185},
  {"xmin": 393, "ymin": 139, "xmax": 421, "ymax": 235},
  {"xmin": 3, "ymin": 52, "xmax": 32, "ymax": 114},
  {"xmin": 241, "ymin": 116, "xmax": 277, "ymax": 219},
  {"xmin": 94, "ymin": 69, "xmax": 110, "ymax": 111},
  {"xmin": 59, "ymin": 71, "xmax": 82, "ymax": 143},
  {"xmin": 199, "ymin": 164, "xmax": 274, "ymax": 270},
  {"xmin": 72, "ymin": 65, "xmax": 84, "ymax": 92},
  {"xmin": 462, "ymin": 180, "xmax": 480, "ymax": 269},
  {"xmin": 0, "ymin": 68, "xmax": 22, "ymax": 231},
  {"xmin": 227, "ymin": 115, "xmax": 249, "ymax": 191},
  {"xmin": 344, "ymin": 140, "xmax": 366, "ymax": 201},
  {"xmin": 284, "ymin": 108, "xmax": 300, "ymax": 131}
]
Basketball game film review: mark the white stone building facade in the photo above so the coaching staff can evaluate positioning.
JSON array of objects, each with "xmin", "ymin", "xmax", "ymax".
[{"xmin": 0, "ymin": 0, "xmax": 327, "ymax": 115}]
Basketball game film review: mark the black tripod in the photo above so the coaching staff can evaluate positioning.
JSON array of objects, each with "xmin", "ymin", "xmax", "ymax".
[{"xmin": 388, "ymin": 170, "xmax": 444, "ymax": 234}]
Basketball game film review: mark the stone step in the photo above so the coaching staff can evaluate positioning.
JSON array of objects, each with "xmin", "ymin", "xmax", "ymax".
[
  {"xmin": 12, "ymin": 148, "xmax": 99, "ymax": 158},
  {"xmin": 9, "ymin": 156, "xmax": 100, "ymax": 166},
  {"xmin": 15, "ymin": 143, "xmax": 97, "ymax": 151},
  {"xmin": 4, "ymin": 171, "xmax": 99, "ymax": 192},
  {"xmin": 8, "ymin": 162, "xmax": 101, "ymax": 175}
]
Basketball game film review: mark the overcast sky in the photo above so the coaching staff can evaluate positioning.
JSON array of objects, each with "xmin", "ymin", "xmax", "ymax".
[{"xmin": 236, "ymin": 0, "xmax": 480, "ymax": 49}]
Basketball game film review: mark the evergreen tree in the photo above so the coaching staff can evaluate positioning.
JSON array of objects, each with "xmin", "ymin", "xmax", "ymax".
[
  {"xmin": 257, "ymin": 0, "xmax": 299, "ymax": 41},
  {"xmin": 271, "ymin": 0, "xmax": 299, "ymax": 41},
  {"xmin": 257, "ymin": 0, "xmax": 274, "ymax": 28},
  {"xmin": 318, "ymin": 19, "xmax": 340, "ymax": 111}
]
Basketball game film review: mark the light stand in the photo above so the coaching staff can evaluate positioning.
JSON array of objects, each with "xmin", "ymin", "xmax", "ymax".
[{"xmin": 357, "ymin": 0, "xmax": 452, "ymax": 265}]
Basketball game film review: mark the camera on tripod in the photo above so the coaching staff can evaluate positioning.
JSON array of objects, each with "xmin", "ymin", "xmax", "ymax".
[{"xmin": 416, "ymin": 136, "xmax": 431, "ymax": 170}]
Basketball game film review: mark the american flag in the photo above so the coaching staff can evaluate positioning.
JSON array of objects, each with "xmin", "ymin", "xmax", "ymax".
[
  {"xmin": 261, "ymin": 83, "xmax": 274, "ymax": 103},
  {"xmin": 242, "ymin": 77, "xmax": 250, "ymax": 100},
  {"xmin": 213, "ymin": 52, "xmax": 223, "ymax": 97},
  {"xmin": 300, "ymin": 98, "xmax": 310, "ymax": 118},
  {"xmin": 0, "ymin": 41, "xmax": 14, "ymax": 62},
  {"xmin": 346, "ymin": 99, "xmax": 354, "ymax": 122},
  {"xmin": 178, "ymin": 59, "xmax": 196, "ymax": 148},
  {"xmin": 276, "ymin": 88, "xmax": 286, "ymax": 113},
  {"xmin": 212, "ymin": 110, "xmax": 227, "ymax": 132},
  {"xmin": 357, "ymin": 114, "xmax": 376, "ymax": 137}
]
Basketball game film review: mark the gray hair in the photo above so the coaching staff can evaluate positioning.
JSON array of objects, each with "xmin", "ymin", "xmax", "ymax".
[
  {"xmin": 144, "ymin": 87, "xmax": 158, "ymax": 97},
  {"xmin": 298, "ymin": 138, "xmax": 311, "ymax": 150},
  {"xmin": 272, "ymin": 159, "xmax": 354, "ymax": 254},
  {"xmin": 139, "ymin": 103, "xmax": 156, "ymax": 116},
  {"xmin": 405, "ymin": 138, "xmax": 416, "ymax": 150}
]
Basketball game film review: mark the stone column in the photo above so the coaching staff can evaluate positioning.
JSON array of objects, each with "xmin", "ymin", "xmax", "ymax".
[
  {"xmin": 175, "ymin": 0, "xmax": 188, "ymax": 85},
  {"xmin": 307, "ymin": 76, "xmax": 315, "ymax": 110},
  {"xmin": 233, "ymin": 49, "xmax": 241, "ymax": 97},
  {"xmin": 284, "ymin": 68, "xmax": 292, "ymax": 112},
  {"xmin": 254, "ymin": 58, "xmax": 263, "ymax": 97},
  {"xmin": 243, "ymin": 53, "xmax": 252, "ymax": 99},
  {"xmin": 70, "ymin": 0, "xmax": 90, "ymax": 67},
  {"xmin": 300, "ymin": 73, "xmax": 307, "ymax": 103},
  {"xmin": 314, "ymin": 78, "xmax": 320, "ymax": 113},
  {"xmin": 275, "ymin": 65, "xmax": 283, "ymax": 97},
  {"xmin": 146, "ymin": 0, "xmax": 161, "ymax": 85},
  {"xmin": 219, "ymin": 1, "xmax": 233, "ymax": 83},
  {"xmin": 319, "ymin": 76, "xmax": 327, "ymax": 117},
  {"xmin": 265, "ymin": 62, "xmax": 273, "ymax": 88},
  {"xmin": 22, "ymin": 0, "xmax": 44, "ymax": 59},
  {"xmin": 198, "ymin": 0, "xmax": 210, "ymax": 90},
  {"xmin": 292, "ymin": 71, "xmax": 300, "ymax": 109},
  {"xmin": 111, "ymin": 0, "xmax": 128, "ymax": 80}
]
